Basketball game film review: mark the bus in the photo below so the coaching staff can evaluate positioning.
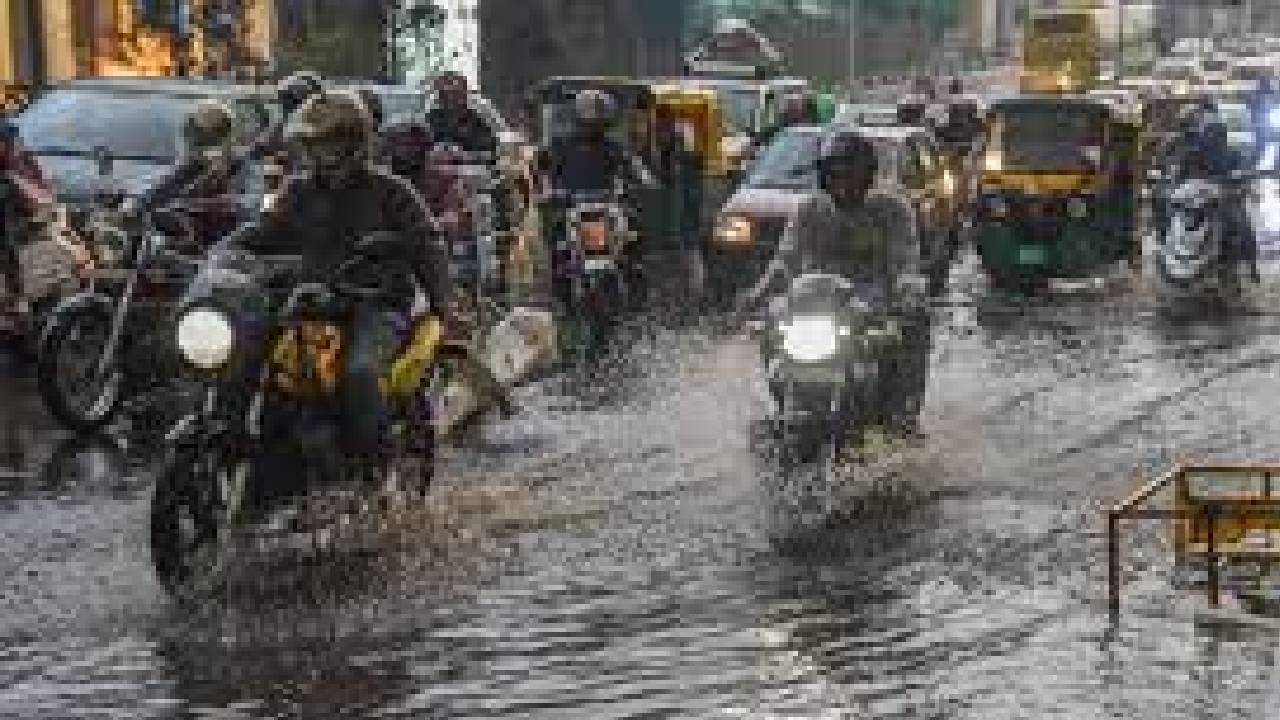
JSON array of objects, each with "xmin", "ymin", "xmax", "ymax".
[{"xmin": 1021, "ymin": 10, "xmax": 1102, "ymax": 94}]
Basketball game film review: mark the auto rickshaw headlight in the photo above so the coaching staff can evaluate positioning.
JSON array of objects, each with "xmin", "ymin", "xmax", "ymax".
[
  {"xmin": 176, "ymin": 308, "xmax": 235, "ymax": 371},
  {"xmin": 715, "ymin": 215, "xmax": 753, "ymax": 244}
]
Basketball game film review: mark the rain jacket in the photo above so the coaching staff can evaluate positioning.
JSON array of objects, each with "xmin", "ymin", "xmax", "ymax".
[{"xmin": 741, "ymin": 188, "xmax": 920, "ymax": 312}]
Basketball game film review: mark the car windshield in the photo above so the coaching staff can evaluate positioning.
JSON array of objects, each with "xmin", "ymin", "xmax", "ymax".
[
  {"xmin": 745, "ymin": 129, "xmax": 822, "ymax": 189},
  {"xmin": 14, "ymin": 88, "xmax": 188, "ymax": 159},
  {"xmin": 990, "ymin": 104, "xmax": 1106, "ymax": 172}
]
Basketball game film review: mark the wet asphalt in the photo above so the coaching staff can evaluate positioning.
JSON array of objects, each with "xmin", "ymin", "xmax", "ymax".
[{"xmin": 5, "ymin": 254, "xmax": 1280, "ymax": 719}]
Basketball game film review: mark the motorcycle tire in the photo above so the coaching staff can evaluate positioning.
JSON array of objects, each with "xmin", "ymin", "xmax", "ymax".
[
  {"xmin": 150, "ymin": 446, "xmax": 229, "ymax": 600},
  {"xmin": 36, "ymin": 300, "xmax": 123, "ymax": 434}
]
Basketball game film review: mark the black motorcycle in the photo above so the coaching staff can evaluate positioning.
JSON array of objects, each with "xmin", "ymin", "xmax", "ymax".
[
  {"xmin": 149, "ymin": 234, "xmax": 459, "ymax": 597},
  {"xmin": 757, "ymin": 273, "xmax": 926, "ymax": 468},
  {"xmin": 37, "ymin": 206, "xmax": 201, "ymax": 436}
]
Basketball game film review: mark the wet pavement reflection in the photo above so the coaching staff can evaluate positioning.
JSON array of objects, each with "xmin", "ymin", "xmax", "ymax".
[{"xmin": 6, "ymin": 271, "xmax": 1280, "ymax": 718}]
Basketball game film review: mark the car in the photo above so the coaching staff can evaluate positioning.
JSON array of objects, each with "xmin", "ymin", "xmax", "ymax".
[
  {"xmin": 852, "ymin": 124, "xmax": 966, "ymax": 293},
  {"xmin": 14, "ymin": 78, "xmax": 274, "ymax": 208},
  {"xmin": 705, "ymin": 124, "xmax": 825, "ymax": 303}
]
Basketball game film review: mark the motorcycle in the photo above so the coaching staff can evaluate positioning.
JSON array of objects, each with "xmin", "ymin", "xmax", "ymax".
[
  {"xmin": 36, "ymin": 205, "xmax": 201, "ymax": 436},
  {"xmin": 756, "ymin": 273, "xmax": 921, "ymax": 469},
  {"xmin": 421, "ymin": 145, "xmax": 505, "ymax": 322},
  {"xmin": 1151, "ymin": 172, "xmax": 1243, "ymax": 301},
  {"xmin": 551, "ymin": 187, "xmax": 639, "ymax": 360},
  {"xmin": 149, "ymin": 233, "xmax": 461, "ymax": 596}
]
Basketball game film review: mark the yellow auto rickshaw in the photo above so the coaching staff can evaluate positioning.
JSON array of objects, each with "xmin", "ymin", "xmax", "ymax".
[{"xmin": 974, "ymin": 95, "xmax": 1140, "ymax": 289}]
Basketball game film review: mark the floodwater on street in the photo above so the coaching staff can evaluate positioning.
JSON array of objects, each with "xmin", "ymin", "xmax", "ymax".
[{"xmin": 5, "ymin": 268, "xmax": 1280, "ymax": 719}]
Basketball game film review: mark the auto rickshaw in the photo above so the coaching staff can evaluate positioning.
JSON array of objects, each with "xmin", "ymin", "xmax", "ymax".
[
  {"xmin": 637, "ymin": 85, "xmax": 726, "ymax": 298},
  {"xmin": 974, "ymin": 95, "xmax": 1140, "ymax": 289}
]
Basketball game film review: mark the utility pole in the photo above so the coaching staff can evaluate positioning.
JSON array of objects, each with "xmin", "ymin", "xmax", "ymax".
[{"xmin": 847, "ymin": 0, "xmax": 858, "ymax": 85}]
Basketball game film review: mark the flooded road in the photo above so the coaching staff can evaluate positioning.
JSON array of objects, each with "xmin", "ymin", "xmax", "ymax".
[{"xmin": 5, "ymin": 274, "xmax": 1280, "ymax": 718}]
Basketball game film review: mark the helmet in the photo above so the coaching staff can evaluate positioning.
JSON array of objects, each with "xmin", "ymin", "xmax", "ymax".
[
  {"xmin": 284, "ymin": 91, "xmax": 373, "ymax": 183},
  {"xmin": 433, "ymin": 71, "xmax": 470, "ymax": 108},
  {"xmin": 779, "ymin": 92, "xmax": 818, "ymax": 126},
  {"xmin": 817, "ymin": 130, "xmax": 878, "ymax": 195},
  {"xmin": 355, "ymin": 87, "xmax": 384, "ymax": 128},
  {"xmin": 182, "ymin": 100, "xmax": 238, "ymax": 157},
  {"xmin": 573, "ymin": 89, "xmax": 615, "ymax": 125},
  {"xmin": 277, "ymin": 71, "xmax": 324, "ymax": 115}
]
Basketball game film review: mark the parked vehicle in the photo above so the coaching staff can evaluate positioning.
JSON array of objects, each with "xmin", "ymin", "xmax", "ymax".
[{"xmin": 14, "ymin": 78, "xmax": 272, "ymax": 209}]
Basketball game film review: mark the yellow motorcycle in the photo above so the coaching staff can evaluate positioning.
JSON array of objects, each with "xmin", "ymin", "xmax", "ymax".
[{"xmin": 150, "ymin": 233, "xmax": 465, "ymax": 596}]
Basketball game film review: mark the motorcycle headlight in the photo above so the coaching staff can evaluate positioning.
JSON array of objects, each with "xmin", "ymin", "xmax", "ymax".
[
  {"xmin": 715, "ymin": 215, "xmax": 753, "ymax": 245},
  {"xmin": 780, "ymin": 316, "xmax": 843, "ymax": 362},
  {"xmin": 176, "ymin": 308, "xmax": 235, "ymax": 370}
]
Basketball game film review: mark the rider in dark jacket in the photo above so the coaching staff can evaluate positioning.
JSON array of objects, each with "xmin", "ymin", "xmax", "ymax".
[
  {"xmin": 226, "ymin": 91, "xmax": 454, "ymax": 459},
  {"xmin": 424, "ymin": 72, "xmax": 497, "ymax": 155},
  {"xmin": 535, "ymin": 89, "xmax": 655, "ymax": 306},
  {"xmin": 1177, "ymin": 108, "xmax": 1257, "ymax": 282}
]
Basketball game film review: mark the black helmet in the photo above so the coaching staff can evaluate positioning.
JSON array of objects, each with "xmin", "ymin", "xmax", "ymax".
[
  {"xmin": 817, "ymin": 129, "xmax": 878, "ymax": 191},
  {"xmin": 277, "ymin": 71, "xmax": 324, "ymax": 115},
  {"xmin": 284, "ymin": 90, "xmax": 373, "ymax": 183},
  {"xmin": 181, "ymin": 100, "xmax": 238, "ymax": 158},
  {"xmin": 382, "ymin": 117, "xmax": 432, "ymax": 177},
  {"xmin": 779, "ymin": 92, "xmax": 818, "ymax": 126},
  {"xmin": 573, "ymin": 89, "xmax": 616, "ymax": 126}
]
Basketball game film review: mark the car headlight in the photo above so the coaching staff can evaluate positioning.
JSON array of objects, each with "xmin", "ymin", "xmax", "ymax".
[
  {"xmin": 176, "ymin": 308, "xmax": 235, "ymax": 370},
  {"xmin": 780, "ymin": 316, "xmax": 843, "ymax": 362},
  {"xmin": 983, "ymin": 151, "xmax": 1003, "ymax": 172},
  {"xmin": 715, "ymin": 215, "xmax": 753, "ymax": 244}
]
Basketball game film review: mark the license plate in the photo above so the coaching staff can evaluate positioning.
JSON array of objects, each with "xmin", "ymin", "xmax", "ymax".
[
  {"xmin": 1018, "ymin": 245, "xmax": 1047, "ymax": 266},
  {"xmin": 584, "ymin": 257, "xmax": 615, "ymax": 272}
]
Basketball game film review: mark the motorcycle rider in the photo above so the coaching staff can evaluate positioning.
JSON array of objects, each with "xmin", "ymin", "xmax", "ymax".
[
  {"xmin": 122, "ymin": 100, "xmax": 247, "ymax": 247},
  {"xmin": 249, "ymin": 71, "xmax": 325, "ymax": 163},
  {"xmin": 424, "ymin": 72, "xmax": 497, "ymax": 155},
  {"xmin": 224, "ymin": 90, "xmax": 456, "ymax": 463},
  {"xmin": 737, "ymin": 129, "xmax": 930, "ymax": 434},
  {"xmin": 1170, "ymin": 105, "xmax": 1258, "ymax": 283},
  {"xmin": 0, "ymin": 118, "xmax": 54, "ymax": 317},
  {"xmin": 535, "ymin": 89, "xmax": 656, "ymax": 308}
]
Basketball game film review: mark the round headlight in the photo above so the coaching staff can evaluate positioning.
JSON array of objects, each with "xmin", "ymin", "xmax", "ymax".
[
  {"xmin": 176, "ymin": 308, "xmax": 235, "ymax": 370},
  {"xmin": 780, "ymin": 316, "xmax": 840, "ymax": 362}
]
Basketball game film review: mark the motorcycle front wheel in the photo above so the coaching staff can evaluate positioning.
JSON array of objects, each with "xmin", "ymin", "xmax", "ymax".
[
  {"xmin": 150, "ymin": 446, "xmax": 233, "ymax": 600},
  {"xmin": 36, "ymin": 300, "xmax": 123, "ymax": 433}
]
